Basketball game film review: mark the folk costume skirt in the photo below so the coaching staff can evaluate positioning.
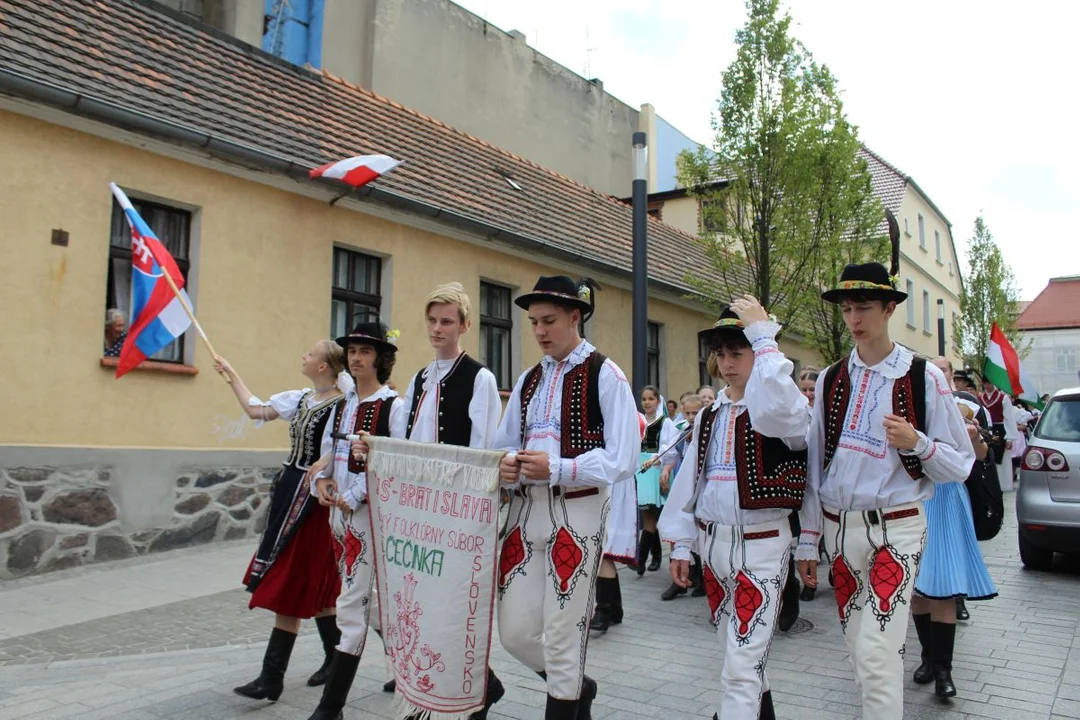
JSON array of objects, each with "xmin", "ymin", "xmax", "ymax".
[
  {"xmin": 914, "ymin": 482, "xmax": 998, "ymax": 601},
  {"xmin": 242, "ymin": 464, "xmax": 340, "ymax": 618},
  {"xmin": 636, "ymin": 453, "xmax": 665, "ymax": 509}
]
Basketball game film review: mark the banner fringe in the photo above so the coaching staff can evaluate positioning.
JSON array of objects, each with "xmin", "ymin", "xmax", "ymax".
[{"xmin": 392, "ymin": 693, "xmax": 478, "ymax": 720}]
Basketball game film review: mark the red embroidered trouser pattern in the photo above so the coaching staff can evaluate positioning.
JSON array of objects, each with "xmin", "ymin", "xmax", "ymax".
[
  {"xmin": 497, "ymin": 484, "xmax": 609, "ymax": 701},
  {"xmin": 823, "ymin": 502, "xmax": 926, "ymax": 720},
  {"xmin": 329, "ymin": 505, "xmax": 381, "ymax": 656},
  {"xmin": 698, "ymin": 518, "xmax": 790, "ymax": 718}
]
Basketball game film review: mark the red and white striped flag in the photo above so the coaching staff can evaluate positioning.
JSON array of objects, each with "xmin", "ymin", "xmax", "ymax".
[{"xmin": 309, "ymin": 154, "xmax": 402, "ymax": 188}]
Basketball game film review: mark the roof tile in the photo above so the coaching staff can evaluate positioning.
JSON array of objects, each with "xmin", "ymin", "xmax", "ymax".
[
  {"xmin": 1017, "ymin": 277, "xmax": 1080, "ymax": 330},
  {"xmin": 0, "ymin": 0, "xmax": 715, "ymax": 294}
]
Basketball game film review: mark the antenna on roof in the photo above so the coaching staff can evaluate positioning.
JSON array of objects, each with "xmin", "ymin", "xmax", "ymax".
[{"xmin": 584, "ymin": 27, "xmax": 602, "ymax": 78}]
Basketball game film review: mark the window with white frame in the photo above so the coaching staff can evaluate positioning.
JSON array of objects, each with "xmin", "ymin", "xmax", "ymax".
[
  {"xmin": 479, "ymin": 282, "xmax": 513, "ymax": 391},
  {"xmin": 699, "ymin": 335, "xmax": 712, "ymax": 387},
  {"xmin": 918, "ymin": 214, "xmax": 926, "ymax": 249},
  {"xmin": 935, "ymin": 230, "xmax": 942, "ymax": 263},
  {"xmin": 330, "ymin": 247, "xmax": 381, "ymax": 338},
  {"xmin": 906, "ymin": 280, "xmax": 916, "ymax": 326},
  {"xmin": 106, "ymin": 196, "xmax": 191, "ymax": 362},
  {"xmin": 923, "ymin": 290, "xmax": 931, "ymax": 332}
]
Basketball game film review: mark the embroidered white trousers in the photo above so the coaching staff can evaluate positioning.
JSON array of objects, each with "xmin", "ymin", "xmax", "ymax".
[
  {"xmin": 329, "ymin": 504, "xmax": 380, "ymax": 656},
  {"xmin": 698, "ymin": 517, "xmax": 790, "ymax": 718},
  {"xmin": 497, "ymin": 484, "xmax": 609, "ymax": 700},
  {"xmin": 823, "ymin": 502, "xmax": 927, "ymax": 720}
]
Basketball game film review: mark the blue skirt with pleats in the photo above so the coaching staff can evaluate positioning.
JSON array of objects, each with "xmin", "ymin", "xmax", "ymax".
[
  {"xmin": 636, "ymin": 453, "xmax": 664, "ymax": 508},
  {"xmin": 914, "ymin": 481, "xmax": 998, "ymax": 600}
]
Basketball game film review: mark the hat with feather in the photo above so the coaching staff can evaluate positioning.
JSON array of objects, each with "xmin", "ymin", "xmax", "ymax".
[
  {"xmin": 515, "ymin": 275, "xmax": 601, "ymax": 323},
  {"xmin": 821, "ymin": 209, "xmax": 907, "ymax": 304}
]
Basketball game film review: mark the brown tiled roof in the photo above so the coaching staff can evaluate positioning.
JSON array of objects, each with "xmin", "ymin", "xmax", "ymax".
[
  {"xmin": 0, "ymin": 0, "xmax": 715, "ymax": 297},
  {"xmin": 1017, "ymin": 277, "xmax": 1080, "ymax": 330},
  {"xmin": 860, "ymin": 146, "xmax": 907, "ymax": 215}
]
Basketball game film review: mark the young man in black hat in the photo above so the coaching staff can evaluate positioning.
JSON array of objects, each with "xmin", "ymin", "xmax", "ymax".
[
  {"xmin": 659, "ymin": 296, "xmax": 809, "ymax": 720},
  {"xmin": 383, "ymin": 281, "xmax": 506, "ymax": 718},
  {"xmin": 795, "ymin": 212, "xmax": 974, "ymax": 720},
  {"xmin": 493, "ymin": 275, "xmax": 639, "ymax": 719},
  {"xmin": 305, "ymin": 321, "xmax": 404, "ymax": 720}
]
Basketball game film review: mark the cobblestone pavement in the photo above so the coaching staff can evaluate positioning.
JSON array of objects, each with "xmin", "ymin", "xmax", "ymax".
[{"xmin": 1, "ymin": 493, "xmax": 1080, "ymax": 719}]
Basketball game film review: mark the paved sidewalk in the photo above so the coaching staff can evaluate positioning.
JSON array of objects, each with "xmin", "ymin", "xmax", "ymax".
[{"xmin": 2, "ymin": 493, "xmax": 1080, "ymax": 719}]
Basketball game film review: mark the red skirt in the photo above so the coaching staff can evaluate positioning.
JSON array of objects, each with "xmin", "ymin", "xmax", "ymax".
[{"xmin": 243, "ymin": 502, "xmax": 341, "ymax": 618}]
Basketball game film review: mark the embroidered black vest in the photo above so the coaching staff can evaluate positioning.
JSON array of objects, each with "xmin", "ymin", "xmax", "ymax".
[
  {"xmin": 332, "ymin": 396, "xmax": 393, "ymax": 474},
  {"xmin": 823, "ymin": 356, "xmax": 927, "ymax": 481},
  {"xmin": 406, "ymin": 354, "xmax": 484, "ymax": 447},
  {"xmin": 519, "ymin": 351, "xmax": 607, "ymax": 459},
  {"xmin": 694, "ymin": 405, "xmax": 808, "ymax": 510},
  {"xmin": 641, "ymin": 415, "xmax": 664, "ymax": 453},
  {"xmin": 284, "ymin": 391, "xmax": 343, "ymax": 470}
]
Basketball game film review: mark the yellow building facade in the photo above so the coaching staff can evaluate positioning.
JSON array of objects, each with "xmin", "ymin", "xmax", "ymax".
[{"xmin": 0, "ymin": 0, "xmax": 753, "ymax": 577}]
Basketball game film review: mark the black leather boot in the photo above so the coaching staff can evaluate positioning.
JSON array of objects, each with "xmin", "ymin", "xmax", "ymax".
[
  {"xmin": 759, "ymin": 689, "xmax": 775, "ymax": 720},
  {"xmin": 912, "ymin": 613, "xmax": 933, "ymax": 684},
  {"xmin": 661, "ymin": 582, "xmax": 687, "ymax": 601},
  {"xmin": 545, "ymin": 695, "xmax": 579, "ymax": 720},
  {"xmin": 234, "ymin": 627, "xmax": 296, "ymax": 702},
  {"xmin": 956, "ymin": 597, "xmax": 970, "ymax": 621},
  {"xmin": 610, "ymin": 574, "xmax": 624, "ymax": 624},
  {"xmin": 383, "ymin": 678, "xmax": 396, "ymax": 692},
  {"xmin": 691, "ymin": 553, "xmax": 707, "ymax": 597},
  {"xmin": 777, "ymin": 555, "xmax": 800, "ymax": 632},
  {"xmin": 307, "ymin": 650, "xmax": 361, "ymax": 720},
  {"xmin": 932, "ymin": 621, "xmax": 957, "ymax": 698},
  {"xmin": 468, "ymin": 669, "xmax": 505, "ymax": 720},
  {"xmin": 636, "ymin": 531, "xmax": 651, "ymax": 577},
  {"xmin": 307, "ymin": 615, "xmax": 341, "ymax": 687},
  {"xmin": 648, "ymin": 531, "xmax": 663, "ymax": 572},
  {"xmin": 577, "ymin": 675, "xmax": 597, "ymax": 720},
  {"xmin": 589, "ymin": 577, "xmax": 613, "ymax": 633}
]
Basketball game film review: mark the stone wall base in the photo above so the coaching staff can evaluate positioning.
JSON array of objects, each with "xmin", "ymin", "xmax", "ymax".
[{"xmin": 0, "ymin": 447, "xmax": 284, "ymax": 579}]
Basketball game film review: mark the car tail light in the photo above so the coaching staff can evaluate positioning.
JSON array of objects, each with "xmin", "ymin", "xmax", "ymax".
[{"xmin": 1023, "ymin": 447, "xmax": 1071, "ymax": 472}]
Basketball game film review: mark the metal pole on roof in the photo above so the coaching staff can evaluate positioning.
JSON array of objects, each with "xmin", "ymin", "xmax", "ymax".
[{"xmin": 632, "ymin": 132, "xmax": 649, "ymax": 407}]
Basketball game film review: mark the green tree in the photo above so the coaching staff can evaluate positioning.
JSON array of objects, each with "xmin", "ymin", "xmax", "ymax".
[
  {"xmin": 678, "ymin": 0, "xmax": 883, "ymax": 358},
  {"xmin": 956, "ymin": 215, "xmax": 1023, "ymax": 369}
]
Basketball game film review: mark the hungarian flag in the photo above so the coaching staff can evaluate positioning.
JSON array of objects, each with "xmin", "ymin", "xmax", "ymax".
[
  {"xmin": 983, "ymin": 323, "xmax": 1041, "ymax": 407},
  {"xmin": 110, "ymin": 183, "xmax": 193, "ymax": 378},
  {"xmin": 309, "ymin": 154, "xmax": 402, "ymax": 188}
]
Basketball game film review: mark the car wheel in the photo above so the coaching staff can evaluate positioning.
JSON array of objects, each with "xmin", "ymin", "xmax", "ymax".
[{"xmin": 1019, "ymin": 532, "xmax": 1054, "ymax": 571}]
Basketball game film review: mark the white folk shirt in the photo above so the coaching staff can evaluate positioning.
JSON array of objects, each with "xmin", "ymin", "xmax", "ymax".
[
  {"xmin": 313, "ymin": 385, "xmax": 404, "ymax": 510},
  {"xmin": 494, "ymin": 340, "xmax": 639, "ymax": 488},
  {"xmin": 392, "ymin": 355, "xmax": 502, "ymax": 449},
  {"xmin": 659, "ymin": 321, "xmax": 809, "ymax": 560},
  {"xmin": 795, "ymin": 343, "xmax": 975, "ymax": 561}
]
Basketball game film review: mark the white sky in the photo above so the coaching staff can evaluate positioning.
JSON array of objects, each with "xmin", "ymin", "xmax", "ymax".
[{"xmin": 455, "ymin": 0, "xmax": 1080, "ymax": 299}]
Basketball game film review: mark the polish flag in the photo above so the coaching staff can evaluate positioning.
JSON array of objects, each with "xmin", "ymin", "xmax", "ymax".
[{"xmin": 309, "ymin": 154, "xmax": 403, "ymax": 188}]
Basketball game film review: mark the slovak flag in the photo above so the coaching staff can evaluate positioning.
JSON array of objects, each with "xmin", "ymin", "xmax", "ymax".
[
  {"xmin": 309, "ymin": 154, "xmax": 403, "ymax": 188},
  {"xmin": 109, "ymin": 183, "xmax": 193, "ymax": 378}
]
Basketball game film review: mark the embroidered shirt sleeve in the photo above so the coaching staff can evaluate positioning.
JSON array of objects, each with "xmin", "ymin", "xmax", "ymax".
[
  {"xmin": 743, "ymin": 322, "xmax": 810, "ymax": 445},
  {"xmin": 915, "ymin": 363, "xmax": 976, "ymax": 484},
  {"xmin": 795, "ymin": 373, "xmax": 826, "ymax": 562},
  {"xmin": 658, "ymin": 432, "xmax": 700, "ymax": 549}
]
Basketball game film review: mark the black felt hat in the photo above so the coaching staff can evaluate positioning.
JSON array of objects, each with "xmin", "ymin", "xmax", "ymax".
[
  {"xmin": 698, "ymin": 305, "xmax": 748, "ymax": 349},
  {"xmin": 821, "ymin": 210, "xmax": 908, "ymax": 305},
  {"xmin": 514, "ymin": 275, "xmax": 598, "ymax": 322},
  {"xmin": 335, "ymin": 319, "xmax": 398, "ymax": 354}
]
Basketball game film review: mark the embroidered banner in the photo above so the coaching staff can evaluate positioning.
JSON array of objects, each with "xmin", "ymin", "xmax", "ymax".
[{"xmin": 366, "ymin": 437, "xmax": 503, "ymax": 720}]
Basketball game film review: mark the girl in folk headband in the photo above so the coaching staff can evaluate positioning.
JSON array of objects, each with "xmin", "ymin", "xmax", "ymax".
[
  {"xmin": 635, "ymin": 385, "xmax": 679, "ymax": 575},
  {"xmin": 659, "ymin": 296, "xmax": 809, "ymax": 720},
  {"xmin": 795, "ymin": 211, "xmax": 974, "ymax": 720},
  {"xmin": 217, "ymin": 342, "xmax": 347, "ymax": 705},
  {"xmin": 494, "ymin": 276, "xmax": 639, "ymax": 720}
]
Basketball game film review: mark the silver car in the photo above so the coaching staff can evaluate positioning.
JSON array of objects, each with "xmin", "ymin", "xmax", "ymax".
[{"xmin": 1017, "ymin": 387, "xmax": 1080, "ymax": 570}]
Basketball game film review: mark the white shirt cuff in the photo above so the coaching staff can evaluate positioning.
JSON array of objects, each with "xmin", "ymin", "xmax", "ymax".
[{"xmin": 671, "ymin": 544, "xmax": 693, "ymax": 562}]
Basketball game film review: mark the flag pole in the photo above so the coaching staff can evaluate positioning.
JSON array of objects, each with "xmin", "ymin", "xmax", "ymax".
[
  {"xmin": 155, "ymin": 270, "xmax": 231, "ymax": 384},
  {"xmin": 328, "ymin": 187, "xmax": 352, "ymax": 206}
]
